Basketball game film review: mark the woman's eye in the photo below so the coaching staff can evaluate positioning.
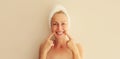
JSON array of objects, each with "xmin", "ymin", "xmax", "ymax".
[
  {"xmin": 53, "ymin": 23, "xmax": 57, "ymax": 25},
  {"xmin": 62, "ymin": 23, "xmax": 65, "ymax": 25}
]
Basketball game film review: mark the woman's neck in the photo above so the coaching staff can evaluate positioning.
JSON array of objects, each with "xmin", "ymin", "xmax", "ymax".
[{"xmin": 54, "ymin": 38, "xmax": 67, "ymax": 48}]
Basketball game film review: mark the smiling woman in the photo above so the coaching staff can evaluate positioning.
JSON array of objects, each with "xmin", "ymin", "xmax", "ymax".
[
  {"xmin": 39, "ymin": 5, "xmax": 83, "ymax": 59},
  {"xmin": 51, "ymin": 11, "xmax": 68, "ymax": 39}
]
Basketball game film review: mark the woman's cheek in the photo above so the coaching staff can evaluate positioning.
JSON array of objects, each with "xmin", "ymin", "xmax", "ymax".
[{"xmin": 51, "ymin": 27, "xmax": 56, "ymax": 33}]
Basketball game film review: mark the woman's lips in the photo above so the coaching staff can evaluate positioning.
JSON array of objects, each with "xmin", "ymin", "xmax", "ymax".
[{"xmin": 56, "ymin": 31, "xmax": 64, "ymax": 36}]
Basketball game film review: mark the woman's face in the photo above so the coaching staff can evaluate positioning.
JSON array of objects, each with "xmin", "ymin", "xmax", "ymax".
[{"xmin": 51, "ymin": 13, "xmax": 68, "ymax": 39}]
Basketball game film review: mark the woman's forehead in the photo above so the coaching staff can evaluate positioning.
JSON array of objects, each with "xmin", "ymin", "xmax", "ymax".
[{"xmin": 52, "ymin": 13, "xmax": 68, "ymax": 22}]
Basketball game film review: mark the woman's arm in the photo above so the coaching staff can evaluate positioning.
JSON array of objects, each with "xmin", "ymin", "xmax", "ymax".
[
  {"xmin": 39, "ymin": 45, "xmax": 47, "ymax": 59},
  {"xmin": 76, "ymin": 44, "xmax": 83, "ymax": 59},
  {"xmin": 65, "ymin": 33, "xmax": 83, "ymax": 59},
  {"xmin": 39, "ymin": 33, "xmax": 55, "ymax": 59},
  {"xmin": 71, "ymin": 43, "xmax": 82, "ymax": 59},
  {"xmin": 72, "ymin": 43, "xmax": 83, "ymax": 59}
]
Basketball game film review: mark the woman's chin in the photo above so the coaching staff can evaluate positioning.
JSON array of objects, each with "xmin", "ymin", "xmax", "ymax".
[{"xmin": 55, "ymin": 34, "xmax": 65, "ymax": 39}]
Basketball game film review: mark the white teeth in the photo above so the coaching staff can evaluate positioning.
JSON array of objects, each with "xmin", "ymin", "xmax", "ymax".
[{"xmin": 56, "ymin": 32, "xmax": 63, "ymax": 35}]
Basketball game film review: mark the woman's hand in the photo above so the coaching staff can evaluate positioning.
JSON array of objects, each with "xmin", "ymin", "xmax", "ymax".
[
  {"xmin": 65, "ymin": 33, "xmax": 78, "ymax": 51},
  {"xmin": 40, "ymin": 33, "xmax": 55, "ymax": 54}
]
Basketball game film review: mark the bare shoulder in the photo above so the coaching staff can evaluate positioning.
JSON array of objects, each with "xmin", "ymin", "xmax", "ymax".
[{"xmin": 76, "ymin": 43, "xmax": 83, "ymax": 58}]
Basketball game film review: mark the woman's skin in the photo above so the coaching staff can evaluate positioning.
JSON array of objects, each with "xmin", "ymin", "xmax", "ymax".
[{"xmin": 39, "ymin": 12, "xmax": 83, "ymax": 59}]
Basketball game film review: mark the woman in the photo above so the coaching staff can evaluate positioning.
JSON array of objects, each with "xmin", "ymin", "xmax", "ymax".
[{"xmin": 39, "ymin": 5, "xmax": 83, "ymax": 59}]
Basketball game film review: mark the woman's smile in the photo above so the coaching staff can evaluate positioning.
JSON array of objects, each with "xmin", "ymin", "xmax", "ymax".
[{"xmin": 55, "ymin": 31, "xmax": 65, "ymax": 37}]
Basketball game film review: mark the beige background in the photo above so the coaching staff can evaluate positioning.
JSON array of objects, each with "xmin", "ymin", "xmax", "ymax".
[{"xmin": 0, "ymin": 0, "xmax": 120, "ymax": 59}]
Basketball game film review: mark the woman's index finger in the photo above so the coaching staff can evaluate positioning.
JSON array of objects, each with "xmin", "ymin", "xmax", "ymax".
[{"xmin": 48, "ymin": 33, "xmax": 55, "ymax": 40}]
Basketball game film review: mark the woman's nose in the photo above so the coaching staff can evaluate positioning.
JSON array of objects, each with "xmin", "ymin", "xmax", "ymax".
[{"xmin": 57, "ymin": 24, "xmax": 62, "ymax": 31}]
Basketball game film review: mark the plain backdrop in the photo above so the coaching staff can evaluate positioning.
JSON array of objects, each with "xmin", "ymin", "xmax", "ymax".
[{"xmin": 0, "ymin": 0, "xmax": 120, "ymax": 59}]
